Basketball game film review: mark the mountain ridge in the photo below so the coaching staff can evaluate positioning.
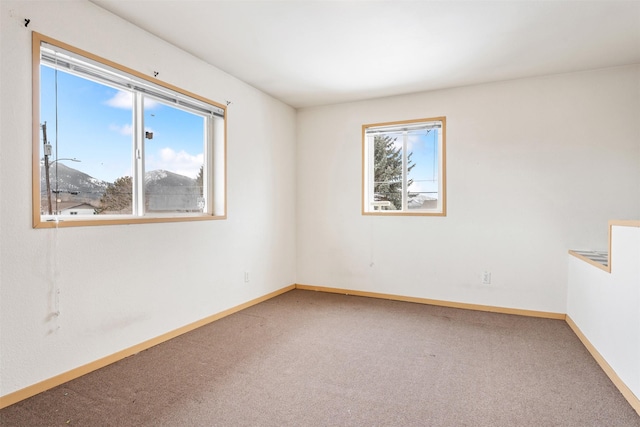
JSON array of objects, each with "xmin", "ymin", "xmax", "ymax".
[{"xmin": 40, "ymin": 163, "xmax": 200, "ymax": 212}]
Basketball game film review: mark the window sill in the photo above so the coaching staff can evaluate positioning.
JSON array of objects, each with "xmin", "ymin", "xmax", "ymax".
[
  {"xmin": 34, "ymin": 213, "xmax": 226, "ymax": 229},
  {"xmin": 362, "ymin": 211, "xmax": 446, "ymax": 217}
]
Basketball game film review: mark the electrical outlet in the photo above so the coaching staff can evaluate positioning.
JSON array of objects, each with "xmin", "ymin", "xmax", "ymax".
[
  {"xmin": 244, "ymin": 272, "xmax": 249, "ymax": 283},
  {"xmin": 482, "ymin": 271, "xmax": 492, "ymax": 285}
]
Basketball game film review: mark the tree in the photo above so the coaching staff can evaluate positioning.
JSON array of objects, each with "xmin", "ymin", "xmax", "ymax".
[
  {"xmin": 195, "ymin": 165, "xmax": 203, "ymax": 196},
  {"xmin": 373, "ymin": 135, "xmax": 415, "ymax": 210},
  {"xmin": 96, "ymin": 176, "xmax": 133, "ymax": 214}
]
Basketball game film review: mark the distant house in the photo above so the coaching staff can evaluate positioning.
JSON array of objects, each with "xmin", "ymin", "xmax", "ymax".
[{"xmin": 59, "ymin": 203, "xmax": 96, "ymax": 216}]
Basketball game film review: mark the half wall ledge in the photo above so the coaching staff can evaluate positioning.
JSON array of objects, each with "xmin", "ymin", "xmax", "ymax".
[{"xmin": 569, "ymin": 219, "xmax": 640, "ymax": 273}]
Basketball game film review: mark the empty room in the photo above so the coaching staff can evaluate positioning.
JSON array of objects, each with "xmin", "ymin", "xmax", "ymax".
[{"xmin": 1, "ymin": 0, "xmax": 639, "ymax": 425}]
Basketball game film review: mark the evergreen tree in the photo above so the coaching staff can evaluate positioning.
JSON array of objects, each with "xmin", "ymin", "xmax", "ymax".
[
  {"xmin": 373, "ymin": 135, "xmax": 415, "ymax": 210},
  {"xmin": 195, "ymin": 165, "xmax": 203, "ymax": 196},
  {"xmin": 96, "ymin": 176, "xmax": 133, "ymax": 214}
]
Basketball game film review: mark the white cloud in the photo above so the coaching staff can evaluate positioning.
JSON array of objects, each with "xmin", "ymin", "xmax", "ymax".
[
  {"xmin": 148, "ymin": 147, "xmax": 203, "ymax": 178},
  {"xmin": 407, "ymin": 134, "xmax": 421, "ymax": 151},
  {"xmin": 108, "ymin": 124, "xmax": 155, "ymax": 137},
  {"xmin": 105, "ymin": 91, "xmax": 160, "ymax": 109},
  {"xmin": 388, "ymin": 130, "xmax": 435, "ymax": 151},
  {"xmin": 105, "ymin": 91, "xmax": 133, "ymax": 109},
  {"xmin": 144, "ymin": 98, "xmax": 159, "ymax": 109},
  {"xmin": 109, "ymin": 123, "xmax": 133, "ymax": 136}
]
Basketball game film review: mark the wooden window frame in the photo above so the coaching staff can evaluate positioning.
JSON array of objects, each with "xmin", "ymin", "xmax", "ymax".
[
  {"xmin": 362, "ymin": 117, "xmax": 447, "ymax": 216},
  {"xmin": 32, "ymin": 32, "xmax": 227, "ymax": 228}
]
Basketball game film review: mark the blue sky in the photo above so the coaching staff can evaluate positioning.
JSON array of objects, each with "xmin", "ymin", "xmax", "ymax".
[
  {"xmin": 389, "ymin": 129, "xmax": 440, "ymax": 197},
  {"xmin": 408, "ymin": 129, "xmax": 439, "ymax": 197},
  {"xmin": 40, "ymin": 65, "xmax": 205, "ymax": 183}
]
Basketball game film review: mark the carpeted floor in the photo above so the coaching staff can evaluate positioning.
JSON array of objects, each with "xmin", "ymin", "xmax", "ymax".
[{"xmin": 1, "ymin": 289, "xmax": 639, "ymax": 426}]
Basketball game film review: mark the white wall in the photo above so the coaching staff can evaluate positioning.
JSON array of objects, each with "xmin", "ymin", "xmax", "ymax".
[
  {"xmin": 567, "ymin": 225, "xmax": 640, "ymax": 399},
  {"xmin": 0, "ymin": 1, "xmax": 296, "ymax": 397},
  {"xmin": 2, "ymin": 0, "xmax": 639, "ymax": 404},
  {"xmin": 296, "ymin": 66, "xmax": 640, "ymax": 313}
]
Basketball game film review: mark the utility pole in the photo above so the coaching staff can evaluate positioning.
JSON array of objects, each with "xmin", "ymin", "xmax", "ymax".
[{"xmin": 42, "ymin": 122, "xmax": 53, "ymax": 215}]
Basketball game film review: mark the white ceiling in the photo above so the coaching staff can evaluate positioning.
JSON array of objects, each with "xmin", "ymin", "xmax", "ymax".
[{"xmin": 91, "ymin": 0, "xmax": 640, "ymax": 108}]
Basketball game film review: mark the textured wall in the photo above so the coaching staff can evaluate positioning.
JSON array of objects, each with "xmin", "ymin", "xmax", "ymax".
[
  {"xmin": 3, "ymin": 0, "xmax": 640, "ymax": 403},
  {"xmin": 567, "ymin": 225, "xmax": 640, "ymax": 400},
  {"xmin": 0, "ymin": 1, "xmax": 296, "ymax": 397},
  {"xmin": 296, "ymin": 65, "xmax": 640, "ymax": 313}
]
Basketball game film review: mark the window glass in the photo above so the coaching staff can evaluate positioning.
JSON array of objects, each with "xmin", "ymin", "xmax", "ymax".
[
  {"xmin": 143, "ymin": 98, "xmax": 206, "ymax": 213},
  {"xmin": 33, "ymin": 32, "xmax": 226, "ymax": 227},
  {"xmin": 372, "ymin": 131, "xmax": 404, "ymax": 210},
  {"xmin": 406, "ymin": 127, "xmax": 440, "ymax": 211},
  {"xmin": 40, "ymin": 66, "xmax": 133, "ymax": 216},
  {"xmin": 363, "ymin": 118, "xmax": 446, "ymax": 215}
]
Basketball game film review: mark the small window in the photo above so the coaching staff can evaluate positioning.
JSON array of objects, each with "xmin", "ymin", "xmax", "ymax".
[
  {"xmin": 362, "ymin": 117, "xmax": 446, "ymax": 215},
  {"xmin": 32, "ymin": 32, "xmax": 226, "ymax": 228}
]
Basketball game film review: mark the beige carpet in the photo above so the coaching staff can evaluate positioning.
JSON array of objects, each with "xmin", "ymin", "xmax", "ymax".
[{"xmin": 1, "ymin": 289, "xmax": 639, "ymax": 426}]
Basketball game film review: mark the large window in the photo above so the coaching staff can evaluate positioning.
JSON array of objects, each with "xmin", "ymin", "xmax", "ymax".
[
  {"xmin": 32, "ymin": 32, "xmax": 226, "ymax": 228},
  {"xmin": 362, "ymin": 117, "xmax": 446, "ymax": 215}
]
